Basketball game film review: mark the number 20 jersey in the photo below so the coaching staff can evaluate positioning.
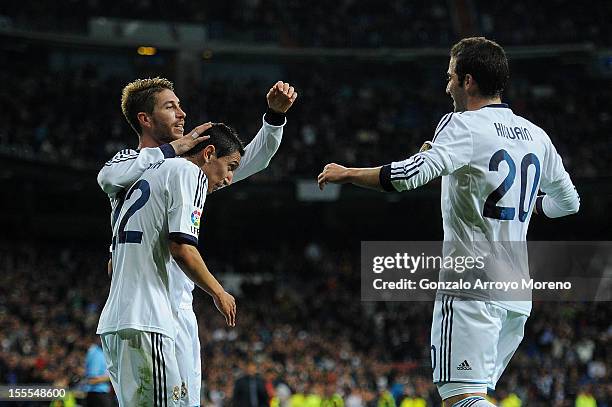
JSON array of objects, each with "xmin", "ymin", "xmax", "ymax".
[
  {"xmin": 97, "ymin": 158, "xmax": 207, "ymax": 338},
  {"xmin": 379, "ymin": 104, "xmax": 580, "ymax": 315}
]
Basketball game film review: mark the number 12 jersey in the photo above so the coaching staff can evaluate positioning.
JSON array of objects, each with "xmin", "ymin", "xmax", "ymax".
[{"xmin": 97, "ymin": 158, "xmax": 207, "ymax": 338}]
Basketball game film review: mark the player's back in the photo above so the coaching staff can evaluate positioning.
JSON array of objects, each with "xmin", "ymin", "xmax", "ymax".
[
  {"xmin": 437, "ymin": 104, "xmax": 579, "ymax": 313},
  {"xmin": 442, "ymin": 104, "xmax": 556, "ymax": 243},
  {"xmin": 97, "ymin": 158, "xmax": 204, "ymax": 338}
]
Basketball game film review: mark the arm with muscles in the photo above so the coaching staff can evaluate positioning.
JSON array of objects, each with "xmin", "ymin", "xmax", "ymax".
[
  {"xmin": 97, "ymin": 123, "xmax": 212, "ymax": 196},
  {"xmin": 232, "ymin": 81, "xmax": 298, "ymax": 183},
  {"xmin": 318, "ymin": 114, "xmax": 472, "ymax": 192},
  {"xmin": 534, "ymin": 136, "xmax": 580, "ymax": 217},
  {"xmin": 169, "ymin": 241, "xmax": 236, "ymax": 326},
  {"xmin": 318, "ymin": 164, "xmax": 386, "ymax": 191}
]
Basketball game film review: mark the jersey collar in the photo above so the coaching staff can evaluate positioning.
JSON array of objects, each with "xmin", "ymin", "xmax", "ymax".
[{"xmin": 482, "ymin": 103, "xmax": 509, "ymax": 109}]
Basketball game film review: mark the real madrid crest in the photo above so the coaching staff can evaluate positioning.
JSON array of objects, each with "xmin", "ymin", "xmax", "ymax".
[
  {"xmin": 419, "ymin": 141, "xmax": 433, "ymax": 152},
  {"xmin": 181, "ymin": 382, "xmax": 188, "ymax": 399}
]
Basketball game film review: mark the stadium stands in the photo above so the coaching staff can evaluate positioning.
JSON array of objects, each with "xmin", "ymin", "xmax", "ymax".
[
  {"xmin": 1, "ymin": 1, "xmax": 610, "ymax": 46},
  {"xmin": 0, "ymin": 243, "xmax": 609, "ymax": 405},
  {"xmin": 1, "ymin": 55, "xmax": 610, "ymax": 179}
]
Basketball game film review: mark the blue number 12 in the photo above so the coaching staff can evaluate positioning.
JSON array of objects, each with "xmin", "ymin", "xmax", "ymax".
[{"xmin": 114, "ymin": 179, "xmax": 151, "ymax": 246}]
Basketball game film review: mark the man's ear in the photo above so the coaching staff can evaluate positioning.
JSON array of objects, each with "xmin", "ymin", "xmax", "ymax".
[
  {"xmin": 202, "ymin": 145, "xmax": 216, "ymax": 162},
  {"xmin": 464, "ymin": 74, "xmax": 478, "ymax": 95},
  {"xmin": 137, "ymin": 112, "xmax": 151, "ymax": 130}
]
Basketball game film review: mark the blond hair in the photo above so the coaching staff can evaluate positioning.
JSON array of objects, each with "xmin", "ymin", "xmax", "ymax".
[{"xmin": 121, "ymin": 77, "xmax": 175, "ymax": 136}]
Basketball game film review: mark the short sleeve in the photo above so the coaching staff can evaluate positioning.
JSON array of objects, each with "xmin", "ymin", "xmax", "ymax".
[{"xmin": 167, "ymin": 163, "xmax": 208, "ymax": 246}]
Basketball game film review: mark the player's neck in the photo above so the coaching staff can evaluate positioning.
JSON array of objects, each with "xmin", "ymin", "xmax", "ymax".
[
  {"xmin": 137, "ymin": 133, "xmax": 162, "ymax": 149},
  {"xmin": 466, "ymin": 96, "xmax": 502, "ymax": 111},
  {"xmin": 183, "ymin": 155, "xmax": 205, "ymax": 168}
]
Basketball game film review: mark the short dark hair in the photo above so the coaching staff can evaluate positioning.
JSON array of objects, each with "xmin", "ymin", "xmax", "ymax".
[
  {"xmin": 183, "ymin": 123, "xmax": 245, "ymax": 158},
  {"xmin": 450, "ymin": 37, "xmax": 509, "ymax": 97},
  {"xmin": 121, "ymin": 77, "xmax": 175, "ymax": 136}
]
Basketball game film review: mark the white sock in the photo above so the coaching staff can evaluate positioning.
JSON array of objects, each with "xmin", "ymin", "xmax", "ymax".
[{"xmin": 452, "ymin": 396, "xmax": 497, "ymax": 407}]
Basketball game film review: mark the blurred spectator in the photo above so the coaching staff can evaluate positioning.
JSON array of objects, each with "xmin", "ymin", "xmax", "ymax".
[
  {"xmin": 232, "ymin": 362, "xmax": 269, "ymax": 407},
  {"xmin": 575, "ymin": 385, "xmax": 597, "ymax": 407},
  {"xmin": 83, "ymin": 336, "xmax": 112, "ymax": 407},
  {"xmin": 49, "ymin": 376, "xmax": 78, "ymax": 407}
]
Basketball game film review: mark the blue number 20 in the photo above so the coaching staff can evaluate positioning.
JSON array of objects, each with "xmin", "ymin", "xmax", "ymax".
[
  {"xmin": 115, "ymin": 179, "xmax": 151, "ymax": 245},
  {"xmin": 483, "ymin": 150, "xmax": 540, "ymax": 222}
]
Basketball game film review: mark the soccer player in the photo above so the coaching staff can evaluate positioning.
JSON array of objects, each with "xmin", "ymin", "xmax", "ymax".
[
  {"xmin": 98, "ymin": 77, "xmax": 297, "ymax": 406},
  {"xmin": 317, "ymin": 37, "xmax": 580, "ymax": 407},
  {"xmin": 97, "ymin": 123, "xmax": 242, "ymax": 406}
]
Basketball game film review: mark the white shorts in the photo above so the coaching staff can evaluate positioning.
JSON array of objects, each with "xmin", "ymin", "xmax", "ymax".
[
  {"xmin": 101, "ymin": 329, "xmax": 185, "ymax": 407},
  {"xmin": 430, "ymin": 294, "xmax": 527, "ymax": 400},
  {"xmin": 175, "ymin": 307, "xmax": 202, "ymax": 407}
]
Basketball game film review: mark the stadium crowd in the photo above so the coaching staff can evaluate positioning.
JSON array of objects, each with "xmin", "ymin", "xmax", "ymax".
[
  {"xmin": 0, "ymin": 242, "xmax": 609, "ymax": 406},
  {"xmin": 1, "ymin": 1, "xmax": 611, "ymax": 47},
  {"xmin": 1, "ymin": 58, "xmax": 610, "ymax": 180}
]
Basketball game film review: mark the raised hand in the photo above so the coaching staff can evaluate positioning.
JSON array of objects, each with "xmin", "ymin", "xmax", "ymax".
[{"xmin": 267, "ymin": 81, "xmax": 298, "ymax": 113}]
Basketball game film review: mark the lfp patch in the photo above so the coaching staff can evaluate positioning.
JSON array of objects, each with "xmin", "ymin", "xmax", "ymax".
[{"xmin": 191, "ymin": 209, "xmax": 202, "ymax": 228}]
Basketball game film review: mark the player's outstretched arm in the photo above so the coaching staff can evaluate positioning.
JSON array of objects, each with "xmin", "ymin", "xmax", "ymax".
[
  {"xmin": 318, "ymin": 163, "xmax": 384, "ymax": 191},
  {"xmin": 169, "ymin": 241, "xmax": 236, "ymax": 327},
  {"xmin": 97, "ymin": 123, "xmax": 211, "ymax": 196},
  {"xmin": 232, "ymin": 81, "xmax": 298, "ymax": 184}
]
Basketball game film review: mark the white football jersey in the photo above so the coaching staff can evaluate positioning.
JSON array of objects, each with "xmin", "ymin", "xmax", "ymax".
[
  {"xmin": 97, "ymin": 116, "xmax": 285, "ymax": 315},
  {"xmin": 97, "ymin": 158, "xmax": 207, "ymax": 337},
  {"xmin": 380, "ymin": 103, "xmax": 580, "ymax": 315}
]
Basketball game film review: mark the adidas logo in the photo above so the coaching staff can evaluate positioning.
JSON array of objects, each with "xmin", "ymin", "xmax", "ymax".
[{"xmin": 457, "ymin": 360, "xmax": 472, "ymax": 371}]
